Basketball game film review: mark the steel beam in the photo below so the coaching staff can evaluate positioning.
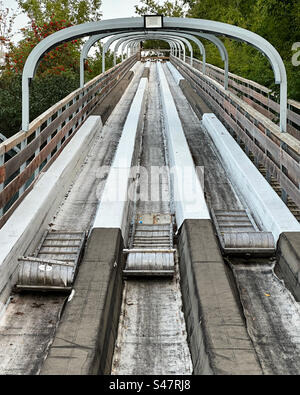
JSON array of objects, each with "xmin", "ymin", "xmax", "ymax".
[{"xmin": 22, "ymin": 16, "xmax": 287, "ymax": 132}]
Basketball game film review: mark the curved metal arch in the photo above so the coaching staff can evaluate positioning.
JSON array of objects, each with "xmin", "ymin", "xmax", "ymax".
[
  {"xmin": 122, "ymin": 36, "xmax": 185, "ymax": 62},
  {"xmin": 122, "ymin": 37, "xmax": 179, "ymax": 59},
  {"xmin": 80, "ymin": 32, "xmax": 120, "ymax": 88},
  {"xmin": 126, "ymin": 37, "xmax": 176, "ymax": 60},
  {"xmin": 102, "ymin": 30, "xmax": 206, "ymax": 71},
  {"xmin": 82, "ymin": 31, "xmax": 225, "ymax": 93},
  {"xmin": 113, "ymin": 30, "xmax": 227, "ymax": 87},
  {"xmin": 79, "ymin": 31, "xmax": 184, "ymax": 87},
  {"xmin": 183, "ymin": 31, "xmax": 229, "ymax": 89},
  {"xmin": 120, "ymin": 34, "xmax": 189, "ymax": 63},
  {"xmin": 22, "ymin": 17, "xmax": 287, "ymax": 132},
  {"xmin": 103, "ymin": 30, "xmax": 192, "ymax": 60},
  {"xmin": 119, "ymin": 36, "xmax": 181, "ymax": 59},
  {"xmin": 122, "ymin": 35, "xmax": 186, "ymax": 63}
]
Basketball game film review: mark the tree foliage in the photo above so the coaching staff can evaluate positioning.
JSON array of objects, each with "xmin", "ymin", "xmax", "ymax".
[
  {"xmin": 136, "ymin": 0, "xmax": 300, "ymax": 101},
  {"xmin": 135, "ymin": 0, "xmax": 187, "ymax": 17},
  {"xmin": 0, "ymin": 0, "xmax": 118, "ymax": 138}
]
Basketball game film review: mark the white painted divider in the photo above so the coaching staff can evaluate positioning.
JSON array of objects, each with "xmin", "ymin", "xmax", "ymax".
[
  {"xmin": 92, "ymin": 77, "xmax": 148, "ymax": 236},
  {"xmin": 157, "ymin": 62, "xmax": 210, "ymax": 229},
  {"xmin": 0, "ymin": 115, "xmax": 103, "ymax": 307},
  {"xmin": 166, "ymin": 61, "xmax": 184, "ymax": 85},
  {"xmin": 203, "ymin": 113, "xmax": 300, "ymax": 242}
]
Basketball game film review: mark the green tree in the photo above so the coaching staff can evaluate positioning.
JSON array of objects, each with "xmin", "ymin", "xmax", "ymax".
[
  {"xmin": 17, "ymin": 0, "xmax": 102, "ymax": 25},
  {"xmin": 0, "ymin": 0, "xmax": 108, "ymax": 138},
  {"xmin": 184, "ymin": 0, "xmax": 300, "ymax": 101},
  {"xmin": 135, "ymin": 0, "xmax": 187, "ymax": 17}
]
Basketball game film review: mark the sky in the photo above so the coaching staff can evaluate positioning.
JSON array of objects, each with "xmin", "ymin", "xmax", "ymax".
[
  {"xmin": 3, "ymin": 0, "xmax": 142, "ymax": 42},
  {"xmin": 2, "ymin": 0, "xmax": 162, "ymax": 54}
]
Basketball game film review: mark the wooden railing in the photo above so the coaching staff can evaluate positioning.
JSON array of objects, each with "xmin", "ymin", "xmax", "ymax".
[
  {"xmin": 187, "ymin": 56, "xmax": 300, "ymax": 141},
  {"xmin": 172, "ymin": 56, "xmax": 300, "ymax": 211},
  {"xmin": 0, "ymin": 55, "xmax": 138, "ymax": 227}
]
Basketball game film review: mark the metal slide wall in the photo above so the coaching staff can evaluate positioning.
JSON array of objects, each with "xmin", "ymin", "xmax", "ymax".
[
  {"xmin": 1, "ymin": 60, "xmax": 300, "ymax": 375},
  {"xmin": 111, "ymin": 63, "xmax": 193, "ymax": 375}
]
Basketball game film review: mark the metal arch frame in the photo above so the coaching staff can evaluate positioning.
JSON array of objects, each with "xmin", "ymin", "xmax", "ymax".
[
  {"xmin": 126, "ymin": 38, "xmax": 175, "ymax": 60},
  {"xmin": 122, "ymin": 35, "xmax": 186, "ymax": 62},
  {"xmin": 126, "ymin": 37, "xmax": 183, "ymax": 60},
  {"xmin": 126, "ymin": 36, "xmax": 181, "ymax": 61},
  {"xmin": 80, "ymin": 31, "xmax": 125, "ymax": 88},
  {"xmin": 80, "ymin": 32, "xmax": 180, "ymax": 88},
  {"xmin": 102, "ymin": 30, "xmax": 206, "ymax": 72},
  {"xmin": 120, "ymin": 35, "xmax": 181, "ymax": 60},
  {"xmin": 116, "ymin": 30, "xmax": 228, "ymax": 87},
  {"xmin": 185, "ymin": 32, "xmax": 229, "ymax": 89},
  {"xmin": 123, "ymin": 37, "xmax": 179, "ymax": 59},
  {"xmin": 22, "ymin": 16, "xmax": 288, "ymax": 132},
  {"xmin": 103, "ymin": 30, "xmax": 191, "ymax": 61},
  {"xmin": 120, "ymin": 34, "xmax": 190, "ymax": 61},
  {"xmin": 126, "ymin": 39, "xmax": 171, "ymax": 56}
]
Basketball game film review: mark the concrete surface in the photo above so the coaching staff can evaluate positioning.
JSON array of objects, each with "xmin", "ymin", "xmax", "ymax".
[
  {"xmin": 277, "ymin": 232, "xmax": 300, "ymax": 301},
  {"xmin": 178, "ymin": 219, "xmax": 263, "ymax": 375},
  {"xmin": 178, "ymin": 79, "xmax": 212, "ymax": 119},
  {"xmin": 92, "ymin": 75, "xmax": 148, "ymax": 237},
  {"xmin": 0, "ymin": 61, "xmax": 147, "ymax": 375},
  {"xmin": 0, "ymin": 293, "xmax": 66, "ymax": 375},
  {"xmin": 203, "ymin": 113, "xmax": 300, "ymax": 242},
  {"xmin": 0, "ymin": 116, "xmax": 102, "ymax": 310},
  {"xmin": 163, "ymin": 64, "xmax": 243, "ymax": 212},
  {"xmin": 111, "ymin": 63, "xmax": 192, "ymax": 375},
  {"xmin": 157, "ymin": 62, "xmax": 210, "ymax": 228},
  {"xmin": 93, "ymin": 70, "xmax": 134, "ymax": 124},
  {"xmin": 40, "ymin": 228, "xmax": 125, "ymax": 375},
  {"xmin": 230, "ymin": 260, "xmax": 300, "ymax": 374},
  {"xmin": 167, "ymin": 61, "xmax": 184, "ymax": 85}
]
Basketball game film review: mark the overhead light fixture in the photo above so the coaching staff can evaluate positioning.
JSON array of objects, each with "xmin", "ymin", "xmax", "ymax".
[{"xmin": 144, "ymin": 15, "xmax": 164, "ymax": 29}]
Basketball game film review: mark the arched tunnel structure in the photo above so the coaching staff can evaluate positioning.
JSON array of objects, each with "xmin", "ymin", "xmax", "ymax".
[{"xmin": 0, "ymin": 16, "xmax": 300, "ymax": 376}]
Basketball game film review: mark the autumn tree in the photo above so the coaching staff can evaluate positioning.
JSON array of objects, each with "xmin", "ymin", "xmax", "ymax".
[
  {"xmin": 135, "ymin": 0, "xmax": 187, "ymax": 17},
  {"xmin": 0, "ymin": 1, "xmax": 17, "ymax": 67},
  {"xmin": 0, "ymin": 0, "xmax": 107, "ymax": 137}
]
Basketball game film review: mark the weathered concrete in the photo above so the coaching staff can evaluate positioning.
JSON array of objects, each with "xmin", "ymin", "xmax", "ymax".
[
  {"xmin": 179, "ymin": 80, "xmax": 212, "ymax": 119},
  {"xmin": 178, "ymin": 219, "xmax": 263, "ymax": 375},
  {"xmin": 92, "ymin": 75, "xmax": 148, "ymax": 238},
  {"xmin": 0, "ymin": 62, "xmax": 147, "ymax": 376},
  {"xmin": 166, "ymin": 61, "xmax": 184, "ymax": 85},
  {"xmin": 277, "ymin": 232, "xmax": 300, "ymax": 301},
  {"xmin": 0, "ymin": 116, "xmax": 102, "ymax": 310},
  {"xmin": 230, "ymin": 260, "xmax": 300, "ymax": 375},
  {"xmin": 92, "ymin": 70, "xmax": 134, "ymax": 124},
  {"xmin": 111, "ymin": 64, "xmax": 192, "ymax": 375},
  {"xmin": 203, "ymin": 113, "xmax": 300, "ymax": 242},
  {"xmin": 41, "ymin": 228, "xmax": 125, "ymax": 375},
  {"xmin": 0, "ymin": 293, "xmax": 66, "ymax": 375},
  {"xmin": 157, "ymin": 62, "xmax": 210, "ymax": 228}
]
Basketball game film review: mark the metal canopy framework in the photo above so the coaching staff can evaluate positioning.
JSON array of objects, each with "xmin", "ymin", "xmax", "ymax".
[
  {"xmin": 22, "ymin": 16, "xmax": 288, "ymax": 132},
  {"xmin": 121, "ymin": 34, "xmax": 189, "ymax": 61},
  {"xmin": 102, "ymin": 30, "xmax": 199, "ymax": 65},
  {"xmin": 80, "ymin": 32, "xmax": 187, "ymax": 88}
]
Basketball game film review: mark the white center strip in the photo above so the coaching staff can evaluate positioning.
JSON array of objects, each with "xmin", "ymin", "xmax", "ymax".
[
  {"xmin": 92, "ymin": 77, "xmax": 148, "ymax": 235},
  {"xmin": 157, "ymin": 62, "xmax": 210, "ymax": 229}
]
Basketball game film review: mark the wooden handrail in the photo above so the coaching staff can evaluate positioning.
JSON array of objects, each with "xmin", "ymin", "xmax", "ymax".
[
  {"xmin": 0, "ymin": 55, "xmax": 138, "ymax": 223},
  {"xmin": 172, "ymin": 56, "xmax": 300, "ymax": 211},
  {"xmin": 187, "ymin": 56, "xmax": 300, "ymax": 138}
]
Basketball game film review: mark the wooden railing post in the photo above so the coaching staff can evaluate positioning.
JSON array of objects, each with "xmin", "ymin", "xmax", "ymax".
[
  {"xmin": 0, "ymin": 153, "xmax": 4, "ymax": 217},
  {"xmin": 18, "ymin": 138, "xmax": 28, "ymax": 195}
]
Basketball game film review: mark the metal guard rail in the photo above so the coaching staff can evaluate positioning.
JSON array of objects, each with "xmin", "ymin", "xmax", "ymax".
[
  {"xmin": 0, "ymin": 54, "xmax": 138, "ymax": 228},
  {"xmin": 186, "ymin": 56, "xmax": 300, "ymax": 140},
  {"xmin": 171, "ymin": 55, "xmax": 300, "ymax": 211}
]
